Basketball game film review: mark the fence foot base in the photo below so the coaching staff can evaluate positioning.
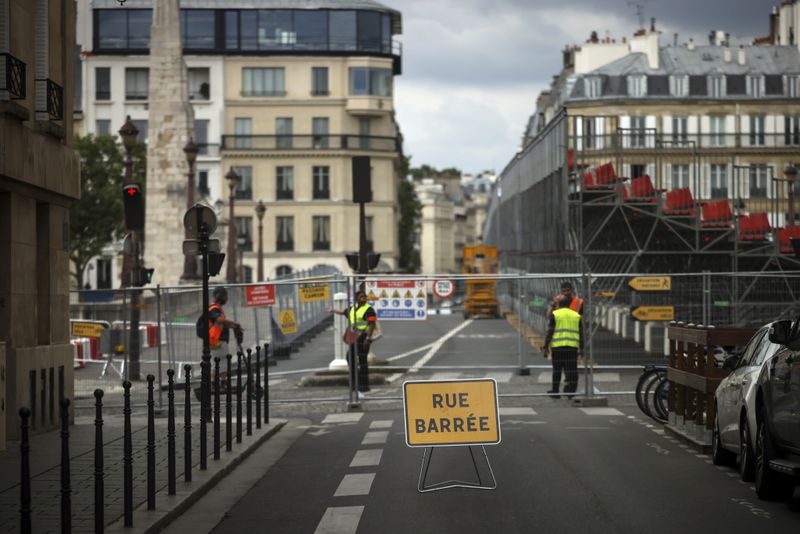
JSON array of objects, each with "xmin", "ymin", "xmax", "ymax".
[
  {"xmin": 571, "ymin": 396, "xmax": 608, "ymax": 407},
  {"xmin": 517, "ymin": 368, "xmax": 530, "ymax": 376},
  {"xmin": 347, "ymin": 402, "xmax": 363, "ymax": 411}
]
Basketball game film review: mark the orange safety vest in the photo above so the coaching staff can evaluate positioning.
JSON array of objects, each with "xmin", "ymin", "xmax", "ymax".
[
  {"xmin": 569, "ymin": 296, "xmax": 584, "ymax": 314},
  {"xmin": 208, "ymin": 303, "xmax": 225, "ymax": 348}
]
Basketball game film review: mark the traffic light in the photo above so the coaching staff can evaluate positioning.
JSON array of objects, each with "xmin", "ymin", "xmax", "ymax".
[
  {"xmin": 123, "ymin": 183, "xmax": 144, "ymax": 231},
  {"xmin": 345, "ymin": 252, "xmax": 381, "ymax": 272},
  {"xmin": 132, "ymin": 267, "xmax": 154, "ymax": 287},
  {"xmin": 207, "ymin": 252, "xmax": 226, "ymax": 277}
]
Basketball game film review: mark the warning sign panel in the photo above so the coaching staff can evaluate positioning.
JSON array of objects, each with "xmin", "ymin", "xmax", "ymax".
[
  {"xmin": 403, "ymin": 379, "xmax": 500, "ymax": 448},
  {"xmin": 70, "ymin": 321, "xmax": 107, "ymax": 338},
  {"xmin": 365, "ymin": 280, "xmax": 427, "ymax": 320},
  {"xmin": 246, "ymin": 285, "xmax": 275, "ymax": 307},
  {"xmin": 278, "ymin": 309, "xmax": 297, "ymax": 334},
  {"xmin": 299, "ymin": 284, "xmax": 330, "ymax": 303}
]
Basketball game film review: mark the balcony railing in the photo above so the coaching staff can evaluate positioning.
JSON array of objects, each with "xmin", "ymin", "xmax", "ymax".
[
  {"xmin": 573, "ymin": 131, "xmax": 800, "ymax": 152},
  {"xmin": 222, "ymin": 134, "xmax": 400, "ymax": 153},
  {"xmin": 313, "ymin": 241, "xmax": 330, "ymax": 251},
  {"xmin": 276, "ymin": 189, "xmax": 294, "ymax": 200},
  {"xmin": 36, "ymin": 78, "xmax": 63, "ymax": 120},
  {"xmin": 313, "ymin": 189, "xmax": 330, "ymax": 200},
  {"xmin": 276, "ymin": 240, "xmax": 294, "ymax": 251},
  {"xmin": 2, "ymin": 54, "xmax": 26, "ymax": 100}
]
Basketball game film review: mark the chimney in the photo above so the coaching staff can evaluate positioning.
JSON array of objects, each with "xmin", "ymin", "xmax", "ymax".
[
  {"xmin": 590, "ymin": 31, "xmax": 599, "ymax": 43},
  {"xmin": 688, "ymin": 38, "xmax": 695, "ymax": 50},
  {"xmin": 738, "ymin": 45, "xmax": 746, "ymax": 65},
  {"xmin": 651, "ymin": 17, "xmax": 656, "ymax": 32},
  {"xmin": 724, "ymin": 47, "xmax": 732, "ymax": 62},
  {"xmin": 709, "ymin": 30, "xmax": 716, "ymax": 45}
]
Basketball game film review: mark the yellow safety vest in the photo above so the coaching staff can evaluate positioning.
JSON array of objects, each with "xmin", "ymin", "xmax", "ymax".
[
  {"xmin": 349, "ymin": 305, "xmax": 372, "ymax": 331},
  {"xmin": 551, "ymin": 307, "xmax": 581, "ymax": 349}
]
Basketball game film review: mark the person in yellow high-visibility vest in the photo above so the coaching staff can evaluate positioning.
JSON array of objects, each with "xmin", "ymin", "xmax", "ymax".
[
  {"xmin": 542, "ymin": 295, "xmax": 583, "ymax": 399},
  {"xmin": 328, "ymin": 291, "xmax": 377, "ymax": 396}
]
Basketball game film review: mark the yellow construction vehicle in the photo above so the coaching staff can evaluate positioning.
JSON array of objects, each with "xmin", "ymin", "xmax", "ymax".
[{"xmin": 462, "ymin": 245, "xmax": 500, "ymax": 318}]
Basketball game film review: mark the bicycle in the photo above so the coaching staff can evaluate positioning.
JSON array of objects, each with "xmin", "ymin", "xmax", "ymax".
[{"xmin": 636, "ymin": 365, "xmax": 668, "ymax": 423}]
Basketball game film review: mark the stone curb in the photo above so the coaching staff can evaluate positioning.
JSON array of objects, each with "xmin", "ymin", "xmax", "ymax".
[{"xmin": 105, "ymin": 419, "xmax": 287, "ymax": 534}]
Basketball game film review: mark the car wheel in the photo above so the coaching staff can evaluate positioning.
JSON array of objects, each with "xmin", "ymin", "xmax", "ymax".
[
  {"xmin": 739, "ymin": 415, "xmax": 756, "ymax": 482},
  {"xmin": 754, "ymin": 407, "xmax": 795, "ymax": 501},
  {"xmin": 712, "ymin": 409, "xmax": 736, "ymax": 466}
]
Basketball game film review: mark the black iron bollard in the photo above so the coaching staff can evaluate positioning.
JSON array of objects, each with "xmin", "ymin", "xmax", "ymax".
[
  {"xmin": 123, "ymin": 381, "xmax": 133, "ymax": 527},
  {"xmin": 246, "ymin": 349, "xmax": 253, "ymax": 437},
  {"xmin": 200, "ymin": 358, "xmax": 208, "ymax": 471},
  {"xmin": 167, "ymin": 370, "xmax": 176, "ymax": 496},
  {"xmin": 214, "ymin": 357, "xmax": 220, "ymax": 460},
  {"xmin": 264, "ymin": 343, "xmax": 270, "ymax": 424},
  {"xmin": 93, "ymin": 390, "xmax": 104, "ymax": 534},
  {"xmin": 226, "ymin": 354, "xmax": 232, "ymax": 452},
  {"xmin": 19, "ymin": 408, "xmax": 32, "ymax": 534},
  {"xmin": 60, "ymin": 398, "xmax": 72, "ymax": 534},
  {"xmin": 184, "ymin": 365, "xmax": 192, "ymax": 482},
  {"xmin": 255, "ymin": 345, "xmax": 261, "ymax": 429},
  {"xmin": 236, "ymin": 352, "xmax": 242, "ymax": 444},
  {"xmin": 146, "ymin": 375, "xmax": 156, "ymax": 510}
]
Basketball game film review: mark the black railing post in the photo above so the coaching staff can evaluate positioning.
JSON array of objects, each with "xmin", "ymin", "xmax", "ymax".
[
  {"xmin": 236, "ymin": 352, "xmax": 242, "ymax": 444},
  {"xmin": 226, "ymin": 354, "xmax": 232, "ymax": 452},
  {"xmin": 184, "ymin": 365, "xmax": 192, "ymax": 482},
  {"xmin": 122, "ymin": 381, "xmax": 133, "ymax": 527},
  {"xmin": 93, "ymin": 390, "xmax": 104, "ymax": 534},
  {"xmin": 60, "ymin": 398, "xmax": 72, "ymax": 534},
  {"xmin": 146, "ymin": 375, "xmax": 156, "ymax": 510},
  {"xmin": 264, "ymin": 343, "xmax": 270, "ymax": 424},
  {"xmin": 167, "ymin": 370, "xmax": 176, "ymax": 496},
  {"xmin": 255, "ymin": 345, "xmax": 261, "ymax": 429},
  {"xmin": 246, "ymin": 349, "xmax": 253, "ymax": 436},
  {"xmin": 19, "ymin": 408, "xmax": 32, "ymax": 534},
  {"xmin": 214, "ymin": 357, "xmax": 220, "ymax": 460},
  {"xmin": 200, "ymin": 357, "xmax": 208, "ymax": 471}
]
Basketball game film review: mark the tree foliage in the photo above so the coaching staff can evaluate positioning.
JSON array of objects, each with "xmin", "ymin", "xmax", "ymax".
[
  {"xmin": 408, "ymin": 164, "xmax": 462, "ymax": 180},
  {"xmin": 397, "ymin": 155, "xmax": 422, "ymax": 273},
  {"xmin": 70, "ymin": 134, "xmax": 146, "ymax": 288}
]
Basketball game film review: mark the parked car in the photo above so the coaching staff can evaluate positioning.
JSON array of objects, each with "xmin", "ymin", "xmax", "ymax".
[
  {"xmin": 712, "ymin": 324, "xmax": 781, "ymax": 483},
  {"xmin": 749, "ymin": 319, "xmax": 800, "ymax": 500}
]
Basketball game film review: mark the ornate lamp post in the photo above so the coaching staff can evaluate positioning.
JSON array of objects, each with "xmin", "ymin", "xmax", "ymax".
[
  {"xmin": 237, "ymin": 234, "xmax": 248, "ymax": 282},
  {"xmin": 255, "ymin": 200, "xmax": 266, "ymax": 281},
  {"xmin": 786, "ymin": 164, "xmax": 798, "ymax": 227},
  {"xmin": 225, "ymin": 168, "xmax": 240, "ymax": 283},
  {"xmin": 181, "ymin": 138, "xmax": 200, "ymax": 280}
]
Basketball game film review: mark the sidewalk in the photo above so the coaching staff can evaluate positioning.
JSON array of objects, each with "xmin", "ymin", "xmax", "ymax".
[{"xmin": 0, "ymin": 409, "xmax": 285, "ymax": 534}]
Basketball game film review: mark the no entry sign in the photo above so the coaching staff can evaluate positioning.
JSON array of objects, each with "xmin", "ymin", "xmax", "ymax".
[
  {"xmin": 245, "ymin": 285, "xmax": 275, "ymax": 307},
  {"xmin": 432, "ymin": 279, "xmax": 455, "ymax": 299}
]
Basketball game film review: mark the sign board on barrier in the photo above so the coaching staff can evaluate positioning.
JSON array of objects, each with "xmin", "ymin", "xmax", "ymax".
[
  {"xmin": 246, "ymin": 285, "xmax": 275, "ymax": 307},
  {"xmin": 631, "ymin": 306, "xmax": 675, "ymax": 321},
  {"xmin": 366, "ymin": 280, "xmax": 427, "ymax": 320},
  {"xmin": 70, "ymin": 321, "xmax": 107, "ymax": 338},
  {"xmin": 279, "ymin": 309, "xmax": 297, "ymax": 334},
  {"xmin": 403, "ymin": 379, "xmax": 501, "ymax": 447},
  {"xmin": 629, "ymin": 276, "xmax": 671, "ymax": 291},
  {"xmin": 299, "ymin": 284, "xmax": 330, "ymax": 303},
  {"xmin": 432, "ymin": 279, "xmax": 455, "ymax": 299}
]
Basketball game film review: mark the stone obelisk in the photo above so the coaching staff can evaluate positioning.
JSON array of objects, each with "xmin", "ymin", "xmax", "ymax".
[{"xmin": 145, "ymin": 0, "xmax": 195, "ymax": 286}]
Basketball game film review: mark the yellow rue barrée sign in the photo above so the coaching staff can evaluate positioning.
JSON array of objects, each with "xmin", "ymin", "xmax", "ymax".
[{"xmin": 403, "ymin": 379, "xmax": 501, "ymax": 447}]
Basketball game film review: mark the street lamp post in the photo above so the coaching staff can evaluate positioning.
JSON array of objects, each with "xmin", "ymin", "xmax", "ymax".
[
  {"xmin": 237, "ymin": 235, "xmax": 247, "ymax": 282},
  {"xmin": 225, "ymin": 168, "xmax": 240, "ymax": 283},
  {"xmin": 785, "ymin": 164, "xmax": 798, "ymax": 227},
  {"xmin": 181, "ymin": 139, "xmax": 200, "ymax": 280},
  {"xmin": 255, "ymin": 200, "xmax": 266, "ymax": 281}
]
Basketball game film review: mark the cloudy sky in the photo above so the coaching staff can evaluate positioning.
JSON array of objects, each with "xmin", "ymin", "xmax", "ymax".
[{"xmin": 380, "ymin": 0, "xmax": 772, "ymax": 175}]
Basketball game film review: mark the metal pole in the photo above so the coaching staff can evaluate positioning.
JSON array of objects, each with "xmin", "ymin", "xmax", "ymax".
[
  {"xmin": 20, "ymin": 408, "xmax": 32, "ymax": 534},
  {"xmin": 200, "ymin": 224, "xmax": 210, "ymax": 471},
  {"xmin": 146, "ymin": 375, "xmax": 156, "ymax": 510},
  {"xmin": 226, "ymin": 354, "xmax": 232, "ymax": 451},
  {"xmin": 585, "ymin": 273, "xmax": 594, "ymax": 399},
  {"xmin": 93, "ymin": 390, "xmax": 104, "ymax": 534},
  {"xmin": 246, "ymin": 350, "xmax": 253, "ymax": 436},
  {"xmin": 264, "ymin": 343, "xmax": 270, "ymax": 425},
  {"xmin": 214, "ymin": 357, "xmax": 220, "ymax": 460},
  {"xmin": 122, "ymin": 381, "xmax": 132, "ymax": 527},
  {"xmin": 516, "ymin": 278, "xmax": 525, "ymax": 375},
  {"xmin": 60, "ymin": 399, "xmax": 72, "ymax": 534},
  {"xmin": 255, "ymin": 345, "xmax": 261, "ymax": 429},
  {"xmin": 236, "ymin": 352, "xmax": 242, "ymax": 443},
  {"xmin": 183, "ymin": 365, "xmax": 192, "ymax": 482},
  {"xmin": 167, "ymin": 370, "xmax": 176, "ymax": 496},
  {"xmin": 156, "ymin": 285, "xmax": 163, "ymax": 410}
]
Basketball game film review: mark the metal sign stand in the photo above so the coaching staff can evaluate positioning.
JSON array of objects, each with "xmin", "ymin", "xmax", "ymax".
[{"xmin": 417, "ymin": 445, "xmax": 497, "ymax": 493}]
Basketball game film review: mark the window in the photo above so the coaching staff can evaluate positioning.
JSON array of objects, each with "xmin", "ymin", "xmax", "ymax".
[
  {"xmin": 785, "ymin": 116, "xmax": 800, "ymax": 146},
  {"xmin": 365, "ymin": 216, "xmax": 374, "ymax": 252},
  {"xmin": 671, "ymin": 164, "xmax": 690, "ymax": 189},
  {"xmin": 276, "ymin": 166, "xmax": 294, "ymax": 199},
  {"xmin": 233, "ymin": 166, "xmax": 252, "ymax": 200},
  {"xmin": 747, "ymin": 75, "xmax": 764, "ymax": 97},
  {"xmin": 585, "ymin": 77, "xmax": 602, "ymax": 98},
  {"xmin": 672, "ymin": 117, "xmax": 688, "ymax": 145},
  {"xmin": 628, "ymin": 75, "xmax": 646, "ymax": 97},
  {"xmin": 689, "ymin": 75, "xmax": 707, "ymax": 96},
  {"xmin": 234, "ymin": 118, "xmax": 252, "ymax": 149},
  {"xmin": 357, "ymin": 11, "xmax": 381, "ymax": 52},
  {"xmin": 97, "ymin": 258, "xmax": 112, "ymax": 289},
  {"xmin": 708, "ymin": 116, "xmax": 726, "ymax": 147},
  {"xmin": 276, "ymin": 217, "xmax": 294, "ymax": 251},
  {"xmin": 788, "ymin": 76, "xmax": 800, "ymax": 98},
  {"xmin": 258, "ymin": 10, "xmax": 295, "ymax": 49},
  {"xmin": 276, "ymin": 264, "xmax": 293, "ymax": 277},
  {"xmin": 235, "ymin": 216, "xmax": 253, "ymax": 252},
  {"xmin": 96, "ymin": 9, "xmax": 152, "ymax": 50},
  {"xmin": 225, "ymin": 11, "xmax": 239, "ymax": 49},
  {"xmin": 727, "ymin": 75, "xmax": 746, "ymax": 95},
  {"xmin": 125, "ymin": 68, "xmax": 149, "ymax": 100},
  {"xmin": 580, "ymin": 117, "xmax": 595, "ymax": 149},
  {"xmin": 95, "ymin": 120, "xmax": 111, "ymax": 136},
  {"xmin": 709, "ymin": 75, "xmax": 725, "ymax": 98},
  {"xmin": 749, "ymin": 165, "xmax": 769, "ymax": 197},
  {"xmin": 295, "ymin": 11, "xmax": 327, "ymax": 50},
  {"xmin": 765, "ymin": 75, "xmax": 784, "ymax": 95},
  {"xmin": 194, "ymin": 119, "xmax": 209, "ymax": 153},
  {"xmin": 276, "ymin": 117, "xmax": 293, "ymax": 149},
  {"xmin": 313, "ymin": 166, "xmax": 330, "ymax": 199},
  {"xmin": 242, "ymin": 67, "xmax": 285, "ymax": 97},
  {"xmin": 359, "ymin": 118, "xmax": 371, "ymax": 150},
  {"xmin": 131, "ymin": 120, "xmax": 148, "ymax": 144},
  {"xmin": 349, "ymin": 67, "xmax": 392, "ymax": 96},
  {"xmin": 330, "ymin": 11, "xmax": 357, "ymax": 50},
  {"xmin": 711, "ymin": 164, "xmax": 728, "ymax": 198},
  {"xmin": 312, "ymin": 117, "xmax": 329, "ymax": 148},
  {"xmin": 181, "ymin": 10, "xmax": 216, "ymax": 50},
  {"xmin": 198, "ymin": 170, "xmax": 210, "ymax": 196},
  {"xmin": 188, "ymin": 68, "xmax": 210, "ymax": 100},
  {"xmin": 312, "ymin": 67, "xmax": 329, "ymax": 96},
  {"xmin": 750, "ymin": 115, "xmax": 765, "ymax": 146},
  {"xmin": 630, "ymin": 116, "xmax": 647, "ymax": 148},
  {"xmin": 95, "ymin": 67, "xmax": 110, "ymax": 100},
  {"xmin": 312, "ymin": 216, "xmax": 331, "ymax": 250},
  {"xmin": 670, "ymin": 75, "xmax": 688, "ymax": 97},
  {"xmin": 241, "ymin": 265, "xmax": 253, "ymax": 284}
]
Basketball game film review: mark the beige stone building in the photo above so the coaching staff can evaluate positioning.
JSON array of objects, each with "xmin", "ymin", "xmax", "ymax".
[
  {"xmin": 0, "ymin": 0, "xmax": 80, "ymax": 448},
  {"xmin": 415, "ymin": 180, "xmax": 455, "ymax": 274}
]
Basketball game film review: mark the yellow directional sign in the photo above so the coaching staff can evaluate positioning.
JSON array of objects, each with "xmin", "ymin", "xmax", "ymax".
[
  {"xmin": 278, "ymin": 309, "xmax": 297, "ymax": 334},
  {"xmin": 629, "ymin": 276, "xmax": 671, "ymax": 291},
  {"xmin": 403, "ymin": 379, "xmax": 501, "ymax": 448},
  {"xmin": 299, "ymin": 284, "xmax": 330, "ymax": 303},
  {"xmin": 70, "ymin": 322, "xmax": 107, "ymax": 338},
  {"xmin": 631, "ymin": 306, "xmax": 675, "ymax": 321},
  {"xmin": 595, "ymin": 291, "xmax": 616, "ymax": 298}
]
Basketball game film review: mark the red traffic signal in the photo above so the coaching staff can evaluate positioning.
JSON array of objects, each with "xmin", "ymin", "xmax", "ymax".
[{"xmin": 123, "ymin": 183, "xmax": 144, "ymax": 231}]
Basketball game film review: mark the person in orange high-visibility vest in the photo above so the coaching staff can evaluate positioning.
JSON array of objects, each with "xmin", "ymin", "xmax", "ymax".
[
  {"xmin": 548, "ymin": 281, "xmax": 584, "ymax": 317},
  {"xmin": 208, "ymin": 287, "xmax": 242, "ymax": 363}
]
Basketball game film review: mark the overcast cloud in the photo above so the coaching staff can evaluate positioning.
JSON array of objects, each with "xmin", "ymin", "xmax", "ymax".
[{"xmin": 380, "ymin": 0, "xmax": 773, "ymax": 175}]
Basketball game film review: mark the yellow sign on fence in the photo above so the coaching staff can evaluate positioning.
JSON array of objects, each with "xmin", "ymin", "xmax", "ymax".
[
  {"xmin": 628, "ymin": 276, "xmax": 671, "ymax": 291},
  {"xmin": 299, "ymin": 284, "xmax": 330, "ymax": 303},
  {"xmin": 631, "ymin": 306, "xmax": 675, "ymax": 321},
  {"xmin": 279, "ymin": 309, "xmax": 297, "ymax": 334},
  {"xmin": 70, "ymin": 321, "xmax": 106, "ymax": 338},
  {"xmin": 403, "ymin": 379, "xmax": 501, "ymax": 448}
]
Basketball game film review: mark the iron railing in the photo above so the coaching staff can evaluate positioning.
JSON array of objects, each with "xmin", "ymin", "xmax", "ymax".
[
  {"xmin": 222, "ymin": 134, "xmax": 400, "ymax": 152},
  {"xmin": 36, "ymin": 78, "xmax": 63, "ymax": 120},
  {"xmin": 1, "ymin": 53, "xmax": 26, "ymax": 100}
]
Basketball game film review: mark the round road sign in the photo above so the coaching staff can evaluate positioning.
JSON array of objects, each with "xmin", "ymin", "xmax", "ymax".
[
  {"xmin": 183, "ymin": 204, "xmax": 217, "ymax": 237},
  {"xmin": 432, "ymin": 279, "xmax": 455, "ymax": 299}
]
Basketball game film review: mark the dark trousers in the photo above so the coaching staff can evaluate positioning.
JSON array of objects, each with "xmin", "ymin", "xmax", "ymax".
[
  {"xmin": 551, "ymin": 347, "xmax": 578, "ymax": 394},
  {"xmin": 348, "ymin": 334, "xmax": 370, "ymax": 392}
]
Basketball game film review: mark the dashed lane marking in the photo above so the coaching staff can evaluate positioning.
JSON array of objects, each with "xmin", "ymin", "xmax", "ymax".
[
  {"xmin": 499, "ymin": 407, "xmax": 537, "ymax": 416},
  {"xmin": 350, "ymin": 449, "xmax": 383, "ymax": 468},
  {"xmin": 322, "ymin": 413, "xmax": 364, "ymax": 424},
  {"xmin": 361, "ymin": 431, "xmax": 389, "ymax": 445},
  {"xmin": 369, "ymin": 420, "xmax": 393, "ymax": 429},
  {"xmin": 334, "ymin": 474, "xmax": 376, "ymax": 497},
  {"xmin": 578, "ymin": 407, "xmax": 624, "ymax": 416},
  {"xmin": 314, "ymin": 506, "xmax": 364, "ymax": 534}
]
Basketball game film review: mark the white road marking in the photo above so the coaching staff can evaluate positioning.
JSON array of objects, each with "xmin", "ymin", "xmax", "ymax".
[
  {"xmin": 386, "ymin": 342, "xmax": 435, "ymax": 362},
  {"xmin": 430, "ymin": 372, "xmax": 462, "ymax": 381},
  {"xmin": 385, "ymin": 373, "xmax": 404, "ymax": 383},
  {"xmin": 362, "ymin": 431, "xmax": 389, "ymax": 445},
  {"xmin": 350, "ymin": 449, "xmax": 383, "ymax": 467},
  {"xmin": 487, "ymin": 372, "xmax": 513, "ymax": 383},
  {"xmin": 537, "ymin": 372, "xmax": 552, "ymax": 384},
  {"xmin": 456, "ymin": 333, "xmax": 516, "ymax": 339},
  {"xmin": 369, "ymin": 420, "xmax": 393, "ymax": 429},
  {"xmin": 322, "ymin": 413, "xmax": 364, "ymax": 424},
  {"xmin": 650, "ymin": 429, "xmax": 665, "ymax": 435},
  {"xmin": 268, "ymin": 379, "xmax": 286, "ymax": 386},
  {"xmin": 578, "ymin": 407, "xmax": 624, "ymax": 416},
  {"xmin": 500, "ymin": 407, "xmax": 537, "ymax": 416},
  {"xmin": 409, "ymin": 320, "xmax": 474, "ymax": 372},
  {"xmin": 591, "ymin": 373, "xmax": 621, "ymax": 382},
  {"xmin": 334, "ymin": 474, "xmax": 375, "ymax": 497},
  {"xmin": 565, "ymin": 427, "xmax": 610, "ymax": 430},
  {"xmin": 314, "ymin": 506, "xmax": 364, "ymax": 534}
]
